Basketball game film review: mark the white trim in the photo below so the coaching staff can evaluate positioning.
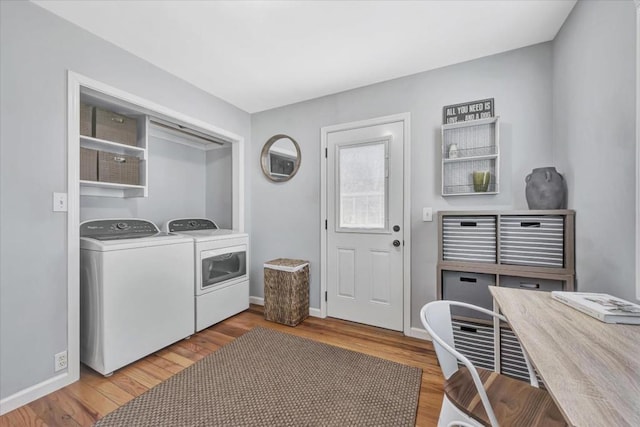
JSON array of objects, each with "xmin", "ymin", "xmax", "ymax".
[
  {"xmin": 308, "ymin": 307, "xmax": 323, "ymax": 318},
  {"xmin": 249, "ymin": 296, "xmax": 265, "ymax": 306},
  {"xmin": 402, "ymin": 114, "xmax": 412, "ymax": 336},
  {"xmin": 0, "ymin": 373, "xmax": 69, "ymax": 415},
  {"xmin": 249, "ymin": 296, "xmax": 323, "ymax": 318},
  {"xmin": 636, "ymin": 3, "xmax": 640, "ymax": 301},
  {"xmin": 320, "ymin": 113, "xmax": 412, "ymax": 334},
  {"xmin": 407, "ymin": 327, "xmax": 432, "ymax": 341}
]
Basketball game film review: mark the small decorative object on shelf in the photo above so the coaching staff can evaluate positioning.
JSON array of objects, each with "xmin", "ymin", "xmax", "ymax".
[
  {"xmin": 525, "ymin": 167, "xmax": 567, "ymax": 209},
  {"xmin": 448, "ymin": 143, "xmax": 459, "ymax": 159},
  {"xmin": 472, "ymin": 170, "xmax": 491, "ymax": 192}
]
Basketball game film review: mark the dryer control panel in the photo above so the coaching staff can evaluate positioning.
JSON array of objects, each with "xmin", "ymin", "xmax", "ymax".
[
  {"xmin": 80, "ymin": 219, "xmax": 160, "ymax": 240},
  {"xmin": 168, "ymin": 218, "xmax": 218, "ymax": 232}
]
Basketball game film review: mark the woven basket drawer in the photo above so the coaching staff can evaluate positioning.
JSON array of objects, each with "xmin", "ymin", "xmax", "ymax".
[
  {"xmin": 442, "ymin": 271, "xmax": 495, "ymax": 320},
  {"xmin": 499, "ymin": 275, "xmax": 563, "ymax": 292},
  {"xmin": 98, "ymin": 151, "xmax": 140, "ymax": 185},
  {"xmin": 499, "ymin": 215, "xmax": 564, "ymax": 267},
  {"xmin": 80, "ymin": 103, "xmax": 93, "ymax": 137},
  {"xmin": 264, "ymin": 259, "xmax": 309, "ymax": 326},
  {"xmin": 94, "ymin": 107, "xmax": 137, "ymax": 146},
  {"xmin": 442, "ymin": 216, "xmax": 496, "ymax": 263},
  {"xmin": 80, "ymin": 147, "xmax": 98, "ymax": 181},
  {"xmin": 452, "ymin": 319, "xmax": 495, "ymax": 371}
]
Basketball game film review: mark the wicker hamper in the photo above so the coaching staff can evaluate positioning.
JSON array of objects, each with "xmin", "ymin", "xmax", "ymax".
[
  {"xmin": 264, "ymin": 258, "xmax": 309, "ymax": 326},
  {"xmin": 80, "ymin": 103, "xmax": 93, "ymax": 137},
  {"xmin": 98, "ymin": 150, "xmax": 140, "ymax": 185},
  {"xmin": 80, "ymin": 147, "xmax": 98, "ymax": 181},
  {"xmin": 94, "ymin": 107, "xmax": 137, "ymax": 146}
]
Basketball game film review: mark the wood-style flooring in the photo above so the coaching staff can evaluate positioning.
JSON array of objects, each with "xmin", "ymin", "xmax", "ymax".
[{"xmin": 0, "ymin": 305, "xmax": 444, "ymax": 426}]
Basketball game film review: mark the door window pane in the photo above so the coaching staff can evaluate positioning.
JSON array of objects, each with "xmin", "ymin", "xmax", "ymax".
[{"xmin": 338, "ymin": 141, "xmax": 387, "ymax": 229}]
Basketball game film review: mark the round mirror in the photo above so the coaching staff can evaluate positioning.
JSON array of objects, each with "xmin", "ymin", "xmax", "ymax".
[{"xmin": 261, "ymin": 134, "xmax": 301, "ymax": 182}]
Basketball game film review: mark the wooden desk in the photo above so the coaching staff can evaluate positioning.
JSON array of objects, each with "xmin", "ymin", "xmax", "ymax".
[{"xmin": 489, "ymin": 286, "xmax": 640, "ymax": 427}]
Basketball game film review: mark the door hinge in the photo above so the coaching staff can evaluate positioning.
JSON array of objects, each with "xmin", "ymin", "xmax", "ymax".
[
  {"xmin": 325, "ymin": 147, "xmax": 328, "ymax": 158},
  {"xmin": 325, "ymin": 291, "xmax": 328, "ymax": 302},
  {"xmin": 325, "ymin": 219, "xmax": 327, "ymax": 230}
]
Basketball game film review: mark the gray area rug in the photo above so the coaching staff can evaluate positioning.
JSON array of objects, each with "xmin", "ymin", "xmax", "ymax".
[{"xmin": 95, "ymin": 327, "xmax": 422, "ymax": 426}]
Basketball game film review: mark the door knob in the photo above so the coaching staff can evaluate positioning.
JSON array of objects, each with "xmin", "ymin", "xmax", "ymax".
[
  {"xmin": 393, "ymin": 240, "xmax": 401, "ymax": 247},
  {"xmin": 393, "ymin": 225, "xmax": 400, "ymax": 232}
]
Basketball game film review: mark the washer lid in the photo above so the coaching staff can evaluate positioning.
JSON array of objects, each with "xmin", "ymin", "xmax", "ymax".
[{"xmin": 80, "ymin": 219, "xmax": 160, "ymax": 240}]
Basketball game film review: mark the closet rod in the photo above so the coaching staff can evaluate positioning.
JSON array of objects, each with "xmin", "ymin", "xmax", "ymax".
[{"xmin": 149, "ymin": 119, "xmax": 225, "ymax": 146}]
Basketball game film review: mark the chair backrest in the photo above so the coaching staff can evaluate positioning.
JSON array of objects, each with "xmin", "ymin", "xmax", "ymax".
[
  {"xmin": 420, "ymin": 300, "xmax": 458, "ymax": 378},
  {"xmin": 420, "ymin": 300, "xmax": 505, "ymax": 427}
]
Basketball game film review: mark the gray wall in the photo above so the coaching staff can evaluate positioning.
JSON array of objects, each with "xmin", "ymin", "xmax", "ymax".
[
  {"xmin": 553, "ymin": 0, "xmax": 637, "ymax": 301},
  {"xmin": 0, "ymin": 1, "xmax": 250, "ymax": 400},
  {"xmin": 206, "ymin": 146, "xmax": 234, "ymax": 229},
  {"xmin": 250, "ymin": 43, "xmax": 555, "ymax": 321}
]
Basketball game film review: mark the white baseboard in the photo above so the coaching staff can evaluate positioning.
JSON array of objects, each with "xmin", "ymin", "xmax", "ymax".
[
  {"xmin": 0, "ymin": 372, "xmax": 73, "ymax": 415},
  {"xmin": 407, "ymin": 326, "xmax": 432, "ymax": 341},
  {"xmin": 249, "ymin": 296, "xmax": 264, "ymax": 306},
  {"xmin": 249, "ymin": 296, "xmax": 323, "ymax": 318}
]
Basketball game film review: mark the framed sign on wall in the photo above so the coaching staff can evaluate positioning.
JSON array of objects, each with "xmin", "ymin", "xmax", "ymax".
[{"xmin": 443, "ymin": 98, "xmax": 494, "ymax": 124}]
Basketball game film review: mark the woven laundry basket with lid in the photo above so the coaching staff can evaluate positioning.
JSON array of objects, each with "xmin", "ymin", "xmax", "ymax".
[{"xmin": 263, "ymin": 258, "xmax": 309, "ymax": 326}]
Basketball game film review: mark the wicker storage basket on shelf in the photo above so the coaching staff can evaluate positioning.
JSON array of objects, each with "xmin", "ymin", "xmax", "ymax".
[
  {"xmin": 94, "ymin": 107, "xmax": 137, "ymax": 146},
  {"xmin": 264, "ymin": 258, "xmax": 309, "ymax": 326},
  {"xmin": 80, "ymin": 147, "xmax": 98, "ymax": 181},
  {"xmin": 98, "ymin": 151, "xmax": 139, "ymax": 185},
  {"xmin": 80, "ymin": 103, "xmax": 93, "ymax": 137}
]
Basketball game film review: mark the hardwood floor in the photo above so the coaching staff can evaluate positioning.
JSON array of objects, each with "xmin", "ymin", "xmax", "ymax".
[{"xmin": 0, "ymin": 306, "xmax": 444, "ymax": 426}]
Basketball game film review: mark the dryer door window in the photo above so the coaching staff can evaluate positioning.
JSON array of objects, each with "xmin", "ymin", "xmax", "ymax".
[{"xmin": 201, "ymin": 245, "xmax": 247, "ymax": 290}]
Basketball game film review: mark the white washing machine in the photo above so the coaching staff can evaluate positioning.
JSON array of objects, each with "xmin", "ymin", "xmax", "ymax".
[
  {"xmin": 80, "ymin": 219, "xmax": 194, "ymax": 376},
  {"xmin": 165, "ymin": 218, "xmax": 249, "ymax": 332}
]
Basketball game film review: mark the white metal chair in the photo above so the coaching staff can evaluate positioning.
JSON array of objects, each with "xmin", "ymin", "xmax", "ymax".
[{"xmin": 421, "ymin": 300, "xmax": 566, "ymax": 427}]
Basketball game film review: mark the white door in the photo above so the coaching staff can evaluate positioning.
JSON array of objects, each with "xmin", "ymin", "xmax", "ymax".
[{"xmin": 326, "ymin": 120, "xmax": 404, "ymax": 331}]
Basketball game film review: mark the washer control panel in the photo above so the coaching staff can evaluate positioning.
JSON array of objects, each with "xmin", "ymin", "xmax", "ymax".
[
  {"xmin": 168, "ymin": 218, "xmax": 218, "ymax": 232},
  {"xmin": 80, "ymin": 219, "xmax": 160, "ymax": 240}
]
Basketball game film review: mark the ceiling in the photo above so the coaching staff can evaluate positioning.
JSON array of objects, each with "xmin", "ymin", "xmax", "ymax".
[{"xmin": 33, "ymin": 0, "xmax": 576, "ymax": 113}]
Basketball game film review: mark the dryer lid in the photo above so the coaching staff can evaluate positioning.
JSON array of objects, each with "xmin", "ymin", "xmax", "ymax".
[{"xmin": 80, "ymin": 219, "xmax": 160, "ymax": 240}]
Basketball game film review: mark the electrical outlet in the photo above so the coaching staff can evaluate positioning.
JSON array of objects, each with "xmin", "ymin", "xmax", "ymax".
[{"xmin": 54, "ymin": 350, "xmax": 67, "ymax": 372}]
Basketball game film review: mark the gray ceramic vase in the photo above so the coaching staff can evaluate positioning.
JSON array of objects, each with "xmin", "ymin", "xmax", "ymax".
[{"xmin": 525, "ymin": 167, "xmax": 567, "ymax": 210}]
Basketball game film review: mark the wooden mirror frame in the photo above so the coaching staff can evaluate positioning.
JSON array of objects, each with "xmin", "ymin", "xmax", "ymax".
[{"xmin": 260, "ymin": 134, "xmax": 301, "ymax": 182}]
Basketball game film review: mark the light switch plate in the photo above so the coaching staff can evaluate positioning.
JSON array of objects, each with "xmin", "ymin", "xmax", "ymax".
[
  {"xmin": 422, "ymin": 207, "xmax": 433, "ymax": 222},
  {"xmin": 53, "ymin": 192, "xmax": 68, "ymax": 212}
]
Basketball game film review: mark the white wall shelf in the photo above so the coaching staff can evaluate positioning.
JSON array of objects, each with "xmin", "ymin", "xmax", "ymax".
[
  {"xmin": 79, "ymin": 180, "xmax": 147, "ymax": 198},
  {"xmin": 80, "ymin": 135, "xmax": 146, "ymax": 156},
  {"xmin": 441, "ymin": 116, "xmax": 500, "ymax": 196}
]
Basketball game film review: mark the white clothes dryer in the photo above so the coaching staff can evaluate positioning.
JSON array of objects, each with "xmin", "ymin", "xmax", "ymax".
[
  {"xmin": 80, "ymin": 219, "xmax": 194, "ymax": 376},
  {"xmin": 164, "ymin": 218, "xmax": 249, "ymax": 331}
]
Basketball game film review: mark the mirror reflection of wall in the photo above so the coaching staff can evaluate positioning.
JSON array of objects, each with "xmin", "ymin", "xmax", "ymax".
[{"xmin": 261, "ymin": 134, "xmax": 301, "ymax": 182}]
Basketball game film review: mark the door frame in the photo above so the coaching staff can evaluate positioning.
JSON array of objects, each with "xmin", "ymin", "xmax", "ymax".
[{"xmin": 320, "ymin": 113, "xmax": 411, "ymax": 335}]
